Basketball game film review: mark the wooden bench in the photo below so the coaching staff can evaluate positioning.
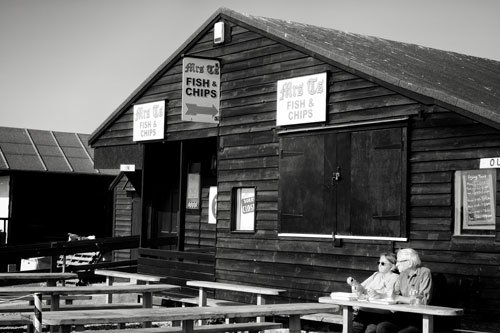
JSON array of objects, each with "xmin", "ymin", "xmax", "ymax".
[
  {"xmin": 0, "ymin": 302, "xmax": 145, "ymax": 313},
  {"xmin": 137, "ymin": 248, "xmax": 215, "ymax": 304},
  {"xmin": 94, "ymin": 269, "xmax": 162, "ymax": 303},
  {"xmin": 301, "ymin": 312, "xmax": 343, "ymax": 325},
  {"xmin": 22, "ymin": 302, "xmax": 339, "ymax": 333},
  {"xmin": 0, "ymin": 314, "xmax": 35, "ymax": 333},
  {"xmin": 95, "ymin": 269, "xmax": 162, "ymax": 284},
  {"xmin": 71, "ymin": 322, "xmax": 283, "ymax": 333}
]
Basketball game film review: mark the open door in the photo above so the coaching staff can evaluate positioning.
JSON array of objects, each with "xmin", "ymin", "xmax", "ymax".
[{"xmin": 143, "ymin": 138, "xmax": 217, "ymax": 251}]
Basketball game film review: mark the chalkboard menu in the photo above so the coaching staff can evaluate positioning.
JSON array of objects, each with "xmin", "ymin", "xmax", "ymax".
[{"xmin": 461, "ymin": 170, "xmax": 496, "ymax": 229}]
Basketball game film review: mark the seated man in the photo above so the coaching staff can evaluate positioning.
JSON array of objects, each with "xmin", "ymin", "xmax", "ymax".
[{"xmin": 376, "ymin": 248, "xmax": 433, "ymax": 333}]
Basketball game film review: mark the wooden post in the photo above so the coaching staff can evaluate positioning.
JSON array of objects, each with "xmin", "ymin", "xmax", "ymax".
[
  {"xmin": 289, "ymin": 314, "xmax": 301, "ymax": 333},
  {"xmin": 106, "ymin": 276, "xmax": 114, "ymax": 304},
  {"xmin": 256, "ymin": 294, "xmax": 265, "ymax": 323},
  {"xmin": 33, "ymin": 293, "xmax": 42, "ymax": 333},
  {"xmin": 142, "ymin": 291, "xmax": 152, "ymax": 328},
  {"xmin": 342, "ymin": 306, "xmax": 353, "ymax": 333},
  {"xmin": 422, "ymin": 314, "xmax": 434, "ymax": 333},
  {"xmin": 182, "ymin": 320, "xmax": 194, "ymax": 333}
]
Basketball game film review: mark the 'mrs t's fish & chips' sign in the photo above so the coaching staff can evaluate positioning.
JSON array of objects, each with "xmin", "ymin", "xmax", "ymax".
[
  {"xmin": 182, "ymin": 57, "xmax": 220, "ymax": 124},
  {"xmin": 276, "ymin": 72, "xmax": 326, "ymax": 126},
  {"xmin": 133, "ymin": 101, "xmax": 165, "ymax": 142}
]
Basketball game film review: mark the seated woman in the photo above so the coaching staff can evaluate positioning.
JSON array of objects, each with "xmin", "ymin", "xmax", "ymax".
[
  {"xmin": 376, "ymin": 248, "xmax": 433, "ymax": 333},
  {"xmin": 349, "ymin": 252, "xmax": 399, "ymax": 333}
]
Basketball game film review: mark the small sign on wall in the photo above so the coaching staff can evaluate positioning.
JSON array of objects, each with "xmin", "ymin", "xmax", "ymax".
[
  {"xmin": 186, "ymin": 173, "xmax": 201, "ymax": 210},
  {"xmin": 276, "ymin": 72, "xmax": 327, "ymax": 126},
  {"xmin": 181, "ymin": 57, "xmax": 220, "ymax": 124},
  {"xmin": 208, "ymin": 186, "xmax": 217, "ymax": 224},
  {"xmin": 133, "ymin": 101, "xmax": 165, "ymax": 141},
  {"xmin": 479, "ymin": 157, "xmax": 500, "ymax": 169}
]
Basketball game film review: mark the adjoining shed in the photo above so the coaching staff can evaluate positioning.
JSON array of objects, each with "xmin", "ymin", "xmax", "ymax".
[
  {"xmin": 89, "ymin": 8, "xmax": 500, "ymax": 331},
  {"xmin": 0, "ymin": 127, "xmax": 116, "ymax": 262}
]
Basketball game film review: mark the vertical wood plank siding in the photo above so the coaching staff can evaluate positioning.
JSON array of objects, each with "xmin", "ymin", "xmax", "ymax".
[
  {"xmin": 113, "ymin": 176, "xmax": 133, "ymax": 261},
  {"xmin": 92, "ymin": 23, "xmax": 499, "ymax": 329}
]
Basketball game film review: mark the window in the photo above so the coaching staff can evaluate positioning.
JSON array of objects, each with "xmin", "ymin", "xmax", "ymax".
[
  {"xmin": 279, "ymin": 126, "xmax": 407, "ymax": 238},
  {"xmin": 454, "ymin": 169, "xmax": 496, "ymax": 236},
  {"xmin": 232, "ymin": 187, "xmax": 255, "ymax": 232}
]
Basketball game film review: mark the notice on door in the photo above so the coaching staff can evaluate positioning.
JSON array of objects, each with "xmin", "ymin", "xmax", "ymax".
[
  {"xmin": 462, "ymin": 170, "xmax": 496, "ymax": 228},
  {"xmin": 181, "ymin": 57, "xmax": 220, "ymax": 124}
]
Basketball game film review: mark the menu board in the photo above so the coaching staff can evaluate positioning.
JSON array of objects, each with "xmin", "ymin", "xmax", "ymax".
[{"xmin": 462, "ymin": 170, "xmax": 496, "ymax": 228}]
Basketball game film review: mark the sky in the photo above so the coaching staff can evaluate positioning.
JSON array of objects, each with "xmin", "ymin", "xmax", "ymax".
[{"xmin": 0, "ymin": 0, "xmax": 499, "ymax": 134}]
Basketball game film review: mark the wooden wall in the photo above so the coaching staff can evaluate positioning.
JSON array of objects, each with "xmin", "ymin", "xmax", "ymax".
[
  {"xmin": 112, "ymin": 175, "xmax": 134, "ymax": 261},
  {"xmin": 91, "ymin": 21, "xmax": 499, "ymax": 330}
]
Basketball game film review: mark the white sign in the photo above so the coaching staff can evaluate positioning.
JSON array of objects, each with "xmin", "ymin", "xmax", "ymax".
[
  {"xmin": 480, "ymin": 157, "xmax": 500, "ymax": 169},
  {"xmin": 276, "ymin": 72, "xmax": 327, "ymax": 126},
  {"xmin": 182, "ymin": 57, "xmax": 220, "ymax": 124},
  {"xmin": 186, "ymin": 173, "xmax": 200, "ymax": 210},
  {"xmin": 238, "ymin": 188, "xmax": 255, "ymax": 231},
  {"xmin": 208, "ymin": 186, "xmax": 217, "ymax": 224},
  {"xmin": 133, "ymin": 101, "xmax": 165, "ymax": 141},
  {"xmin": 120, "ymin": 164, "xmax": 135, "ymax": 172}
]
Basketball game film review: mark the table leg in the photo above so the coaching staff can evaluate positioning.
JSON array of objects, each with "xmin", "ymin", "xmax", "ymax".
[
  {"xmin": 106, "ymin": 276, "xmax": 114, "ymax": 304},
  {"xmin": 289, "ymin": 314, "xmax": 301, "ymax": 333},
  {"xmin": 142, "ymin": 291, "xmax": 152, "ymax": 328},
  {"xmin": 422, "ymin": 314, "xmax": 434, "ymax": 333},
  {"xmin": 256, "ymin": 294, "xmax": 264, "ymax": 323},
  {"xmin": 182, "ymin": 320, "xmax": 194, "ymax": 333},
  {"xmin": 50, "ymin": 295, "xmax": 60, "ymax": 311},
  {"xmin": 50, "ymin": 294, "xmax": 60, "ymax": 333},
  {"xmin": 198, "ymin": 287, "xmax": 207, "ymax": 307},
  {"xmin": 342, "ymin": 306, "xmax": 353, "ymax": 333}
]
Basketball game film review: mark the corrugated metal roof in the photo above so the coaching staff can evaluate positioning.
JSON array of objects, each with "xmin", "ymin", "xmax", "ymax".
[
  {"xmin": 89, "ymin": 8, "xmax": 500, "ymax": 144},
  {"xmin": 0, "ymin": 127, "xmax": 112, "ymax": 174}
]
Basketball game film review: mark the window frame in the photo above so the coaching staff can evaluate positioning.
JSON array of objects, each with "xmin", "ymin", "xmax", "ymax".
[
  {"xmin": 231, "ymin": 187, "xmax": 256, "ymax": 233},
  {"xmin": 277, "ymin": 123, "xmax": 408, "ymax": 240}
]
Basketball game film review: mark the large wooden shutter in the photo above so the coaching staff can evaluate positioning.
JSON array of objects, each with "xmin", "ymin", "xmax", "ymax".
[
  {"xmin": 348, "ymin": 127, "xmax": 405, "ymax": 237},
  {"xmin": 279, "ymin": 135, "xmax": 328, "ymax": 234}
]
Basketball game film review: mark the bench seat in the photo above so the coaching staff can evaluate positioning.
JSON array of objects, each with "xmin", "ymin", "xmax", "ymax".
[
  {"xmin": 0, "ymin": 314, "xmax": 31, "ymax": 326},
  {"xmin": 156, "ymin": 294, "xmax": 243, "ymax": 307},
  {"xmin": 0, "ymin": 302, "xmax": 144, "ymax": 313},
  {"xmin": 301, "ymin": 312, "xmax": 343, "ymax": 324},
  {"xmin": 94, "ymin": 269, "xmax": 162, "ymax": 284},
  {"xmin": 75, "ymin": 321, "xmax": 283, "ymax": 333}
]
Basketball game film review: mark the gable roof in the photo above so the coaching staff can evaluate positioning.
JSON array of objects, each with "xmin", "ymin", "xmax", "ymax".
[
  {"xmin": 0, "ymin": 126, "xmax": 115, "ymax": 174},
  {"xmin": 89, "ymin": 7, "xmax": 500, "ymax": 144}
]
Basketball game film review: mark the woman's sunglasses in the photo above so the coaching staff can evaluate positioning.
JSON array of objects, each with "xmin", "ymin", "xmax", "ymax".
[{"xmin": 377, "ymin": 261, "xmax": 390, "ymax": 266}]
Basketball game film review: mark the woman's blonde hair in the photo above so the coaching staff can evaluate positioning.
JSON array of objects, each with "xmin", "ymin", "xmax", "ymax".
[{"xmin": 381, "ymin": 252, "xmax": 397, "ymax": 265}]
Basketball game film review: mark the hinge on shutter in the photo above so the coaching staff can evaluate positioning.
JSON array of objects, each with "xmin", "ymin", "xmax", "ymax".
[{"xmin": 280, "ymin": 150, "xmax": 304, "ymax": 158}]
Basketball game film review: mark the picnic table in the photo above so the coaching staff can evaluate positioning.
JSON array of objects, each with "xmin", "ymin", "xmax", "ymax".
[
  {"xmin": 319, "ymin": 296, "xmax": 463, "ymax": 333},
  {"xmin": 186, "ymin": 280, "xmax": 286, "ymax": 323},
  {"xmin": 0, "ymin": 283, "xmax": 179, "ymax": 311},
  {"xmin": 0, "ymin": 272, "xmax": 78, "ymax": 286},
  {"xmin": 22, "ymin": 302, "xmax": 339, "ymax": 333}
]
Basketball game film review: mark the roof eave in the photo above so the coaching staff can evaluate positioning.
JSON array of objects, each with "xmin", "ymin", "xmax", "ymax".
[{"xmin": 89, "ymin": 7, "xmax": 233, "ymax": 146}]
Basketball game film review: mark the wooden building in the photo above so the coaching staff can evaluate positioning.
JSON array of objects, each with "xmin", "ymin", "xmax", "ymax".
[
  {"xmin": 89, "ymin": 8, "xmax": 500, "ymax": 331},
  {"xmin": 0, "ymin": 127, "xmax": 115, "ymax": 251}
]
